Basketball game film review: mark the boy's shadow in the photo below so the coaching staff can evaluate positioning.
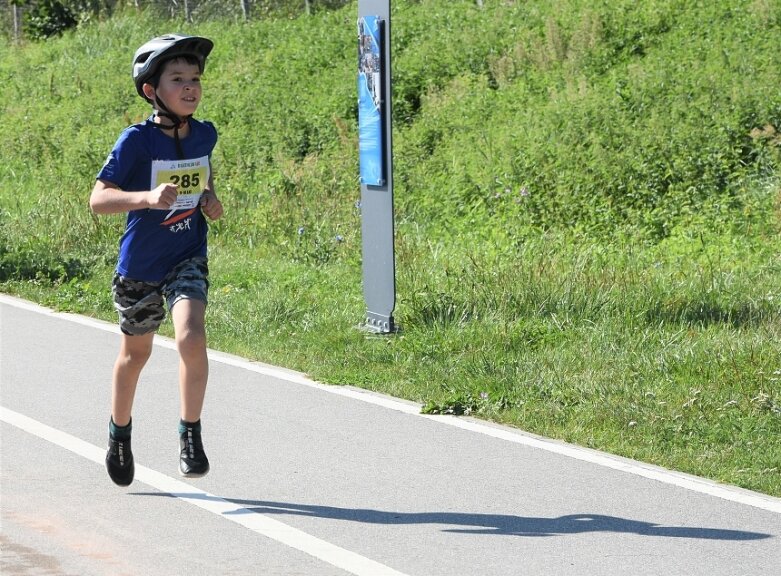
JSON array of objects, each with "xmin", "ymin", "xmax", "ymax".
[{"xmin": 133, "ymin": 493, "xmax": 772, "ymax": 540}]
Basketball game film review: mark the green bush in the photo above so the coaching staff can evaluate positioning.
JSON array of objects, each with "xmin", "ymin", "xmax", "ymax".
[{"xmin": 23, "ymin": 0, "xmax": 77, "ymax": 39}]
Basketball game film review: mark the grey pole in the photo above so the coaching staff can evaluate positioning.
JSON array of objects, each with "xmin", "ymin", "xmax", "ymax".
[{"xmin": 357, "ymin": 0, "xmax": 396, "ymax": 334}]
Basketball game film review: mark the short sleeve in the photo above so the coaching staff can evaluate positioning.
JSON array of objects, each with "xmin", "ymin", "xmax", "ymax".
[{"xmin": 96, "ymin": 126, "xmax": 147, "ymax": 188}]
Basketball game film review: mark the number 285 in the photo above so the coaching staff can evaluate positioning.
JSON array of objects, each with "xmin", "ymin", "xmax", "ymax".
[{"xmin": 170, "ymin": 173, "xmax": 200, "ymax": 188}]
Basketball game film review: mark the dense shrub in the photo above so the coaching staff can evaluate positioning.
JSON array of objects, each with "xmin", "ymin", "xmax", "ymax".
[
  {"xmin": 1, "ymin": 0, "xmax": 780, "ymax": 268},
  {"xmin": 23, "ymin": 0, "xmax": 76, "ymax": 39}
]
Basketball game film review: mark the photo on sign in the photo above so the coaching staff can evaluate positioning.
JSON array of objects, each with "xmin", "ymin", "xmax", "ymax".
[{"xmin": 358, "ymin": 15, "xmax": 384, "ymax": 186}]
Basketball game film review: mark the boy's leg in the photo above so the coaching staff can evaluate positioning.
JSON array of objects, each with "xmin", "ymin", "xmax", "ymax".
[
  {"xmin": 111, "ymin": 273, "xmax": 165, "ymax": 425},
  {"xmin": 107, "ymin": 274, "xmax": 165, "ymax": 486},
  {"xmin": 170, "ymin": 298, "xmax": 208, "ymax": 422},
  {"xmin": 171, "ymin": 297, "xmax": 210, "ymax": 477},
  {"xmin": 165, "ymin": 257, "xmax": 211, "ymax": 477},
  {"xmin": 106, "ymin": 334, "xmax": 153, "ymax": 487},
  {"xmin": 111, "ymin": 332, "xmax": 155, "ymax": 426}
]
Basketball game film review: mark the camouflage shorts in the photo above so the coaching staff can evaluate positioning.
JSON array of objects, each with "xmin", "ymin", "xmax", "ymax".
[{"xmin": 112, "ymin": 257, "xmax": 209, "ymax": 336}]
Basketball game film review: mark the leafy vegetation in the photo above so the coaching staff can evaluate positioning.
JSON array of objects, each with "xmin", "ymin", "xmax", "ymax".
[
  {"xmin": 1, "ymin": 0, "xmax": 780, "ymax": 496},
  {"xmin": 1, "ymin": 0, "xmax": 353, "ymax": 41}
]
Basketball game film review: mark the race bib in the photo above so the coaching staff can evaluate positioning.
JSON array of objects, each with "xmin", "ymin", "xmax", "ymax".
[{"xmin": 150, "ymin": 156, "xmax": 210, "ymax": 212}]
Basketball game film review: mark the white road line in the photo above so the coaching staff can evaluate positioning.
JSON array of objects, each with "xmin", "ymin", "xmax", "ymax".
[
  {"xmin": 2, "ymin": 293, "xmax": 780, "ymax": 515},
  {"xmin": 0, "ymin": 406, "xmax": 410, "ymax": 576}
]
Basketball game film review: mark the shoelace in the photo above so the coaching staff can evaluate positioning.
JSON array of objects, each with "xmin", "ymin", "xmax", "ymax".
[
  {"xmin": 111, "ymin": 438, "xmax": 129, "ymax": 466},
  {"xmin": 182, "ymin": 429, "xmax": 202, "ymax": 459}
]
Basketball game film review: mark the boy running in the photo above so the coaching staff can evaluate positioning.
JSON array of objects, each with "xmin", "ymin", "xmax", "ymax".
[{"xmin": 90, "ymin": 34, "xmax": 223, "ymax": 486}]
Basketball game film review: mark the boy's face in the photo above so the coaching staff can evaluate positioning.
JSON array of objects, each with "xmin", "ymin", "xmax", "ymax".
[{"xmin": 145, "ymin": 57, "xmax": 202, "ymax": 118}]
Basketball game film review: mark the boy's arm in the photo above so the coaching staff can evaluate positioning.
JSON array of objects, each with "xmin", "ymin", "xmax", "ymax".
[
  {"xmin": 199, "ymin": 166, "xmax": 223, "ymax": 221},
  {"xmin": 90, "ymin": 178, "xmax": 179, "ymax": 214}
]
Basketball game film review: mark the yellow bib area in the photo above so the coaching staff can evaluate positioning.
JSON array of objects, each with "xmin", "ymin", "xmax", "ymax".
[{"xmin": 151, "ymin": 156, "xmax": 210, "ymax": 211}]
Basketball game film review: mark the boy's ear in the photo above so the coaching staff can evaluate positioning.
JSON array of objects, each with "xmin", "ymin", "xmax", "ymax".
[{"xmin": 142, "ymin": 83, "xmax": 156, "ymax": 102}]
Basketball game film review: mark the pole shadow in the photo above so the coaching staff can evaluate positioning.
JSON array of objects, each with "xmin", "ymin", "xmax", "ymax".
[{"xmin": 132, "ymin": 493, "xmax": 773, "ymax": 540}]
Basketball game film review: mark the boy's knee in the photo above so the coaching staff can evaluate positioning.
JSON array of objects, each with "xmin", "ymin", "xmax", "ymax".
[
  {"xmin": 176, "ymin": 326, "xmax": 206, "ymax": 357},
  {"xmin": 118, "ymin": 344, "xmax": 152, "ymax": 370}
]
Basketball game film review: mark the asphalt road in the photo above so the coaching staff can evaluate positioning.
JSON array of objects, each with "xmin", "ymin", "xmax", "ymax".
[{"xmin": 1, "ymin": 294, "xmax": 779, "ymax": 576}]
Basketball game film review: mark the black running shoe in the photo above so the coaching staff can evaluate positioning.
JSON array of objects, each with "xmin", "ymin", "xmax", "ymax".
[
  {"xmin": 179, "ymin": 426, "xmax": 210, "ymax": 478},
  {"xmin": 106, "ymin": 436, "xmax": 134, "ymax": 486}
]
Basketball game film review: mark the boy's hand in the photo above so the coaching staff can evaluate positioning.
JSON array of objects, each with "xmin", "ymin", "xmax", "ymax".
[
  {"xmin": 148, "ymin": 183, "xmax": 179, "ymax": 209},
  {"xmin": 200, "ymin": 192, "xmax": 223, "ymax": 220}
]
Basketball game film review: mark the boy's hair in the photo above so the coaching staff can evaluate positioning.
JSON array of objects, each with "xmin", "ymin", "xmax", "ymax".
[{"xmin": 146, "ymin": 54, "xmax": 202, "ymax": 91}]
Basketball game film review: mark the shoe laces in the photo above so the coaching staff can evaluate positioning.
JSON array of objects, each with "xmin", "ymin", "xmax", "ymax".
[
  {"xmin": 111, "ymin": 438, "xmax": 129, "ymax": 466},
  {"xmin": 182, "ymin": 428, "xmax": 203, "ymax": 459}
]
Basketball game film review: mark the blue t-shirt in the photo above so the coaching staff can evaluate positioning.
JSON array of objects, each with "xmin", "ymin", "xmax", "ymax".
[{"xmin": 97, "ymin": 118, "xmax": 218, "ymax": 281}]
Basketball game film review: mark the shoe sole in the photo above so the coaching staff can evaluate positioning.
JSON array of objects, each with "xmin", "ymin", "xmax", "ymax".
[
  {"xmin": 107, "ymin": 465, "xmax": 135, "ymax": 486},
  {"xmin": 109, "ymin": 476, "xmax": 134, "ymax": 487},
  {"xmin": 179, "ymin": 467, "xmax": 210, "ymax": 478}
]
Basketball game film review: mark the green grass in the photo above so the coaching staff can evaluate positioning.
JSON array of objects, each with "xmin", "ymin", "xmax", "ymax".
[{"xmin": 1, "ymin": 0, "xmax": 780, "ymax": 496}]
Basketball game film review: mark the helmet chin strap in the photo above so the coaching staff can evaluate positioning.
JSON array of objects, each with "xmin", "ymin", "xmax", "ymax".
[{"xmin": 151, "ymin": 92, "xmax": 190, "ymax": 159}]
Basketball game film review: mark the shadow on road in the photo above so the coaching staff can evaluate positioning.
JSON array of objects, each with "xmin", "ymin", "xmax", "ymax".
[{"xmin": 132, "ymin": 493, "xmax": 773, "ymax": 540}]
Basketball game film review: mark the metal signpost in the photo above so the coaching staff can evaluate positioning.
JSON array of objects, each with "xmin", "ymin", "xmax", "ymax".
[{"xmin": 357, "ymin": 0, "xmax": 396, "ymax": 334}]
